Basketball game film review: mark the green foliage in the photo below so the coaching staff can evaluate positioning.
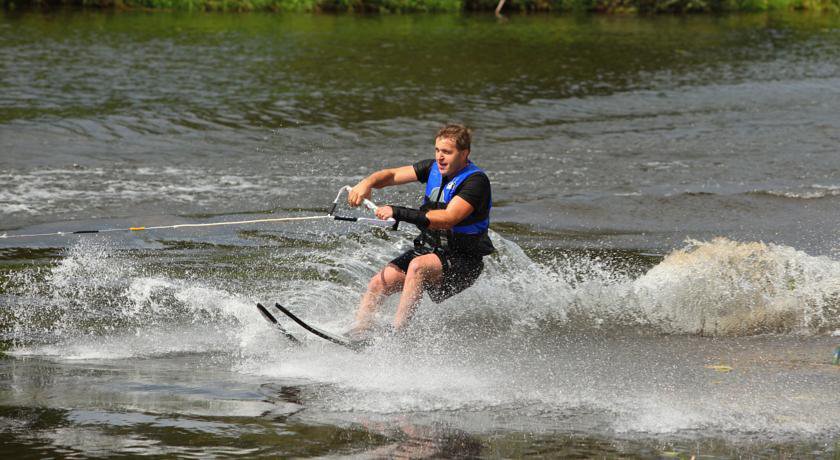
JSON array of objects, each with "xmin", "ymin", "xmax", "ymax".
[
  {"xmin": 316, "ymin": 0, "xmax": 461, "ymax": 12},
  {"xmin": 3, "ymin": 0, "xmax": 840, "ymax": 12}
]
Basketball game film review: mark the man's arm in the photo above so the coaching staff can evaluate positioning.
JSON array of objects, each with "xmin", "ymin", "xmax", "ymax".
[
  {"xmin": 348, "ymin": 165, "xmax": 418, "ymax": 207},
  {"xmin": 377, "ymin": 172, "xmax": 487, "ymax": 230},
  {"xmin": 379, "ymin": 196, "xmax": 474, "ymax": 231},
  {"xmin": 425, "ymin": 197, "xmax": 473, "ymax": 230}
]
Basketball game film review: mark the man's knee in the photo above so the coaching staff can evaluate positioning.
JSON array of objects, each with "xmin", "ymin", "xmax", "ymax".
[
  {"xmin": 367, "ymin": 272, "xmax": 387, "ymax": 293},
  {"xmin": 367, "ymin": 266, "xmax": 402, "ymax": 294},
  {"xmin": 406, "ymin": 255, "xmax": 440, "ymax": 279}
]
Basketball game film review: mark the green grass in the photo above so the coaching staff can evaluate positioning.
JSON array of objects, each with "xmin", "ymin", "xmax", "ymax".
[
  {"xmin": 3, "ymin": 0, "xmax": 840, "ymax": 16},
  {"xmin": 2, "ymin": 0, "xmax": 464, "ymax": 11}
]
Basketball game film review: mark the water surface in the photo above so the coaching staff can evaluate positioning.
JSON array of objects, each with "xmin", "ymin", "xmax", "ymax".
[{"xmin": 1, "ymin": 10, "xmax": 839, "ymax": 458}]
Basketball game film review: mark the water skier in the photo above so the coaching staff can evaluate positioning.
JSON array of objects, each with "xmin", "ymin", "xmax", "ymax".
[{"xmin": 345, "ymin": 124, "xmax": 494, "ymax": 340}]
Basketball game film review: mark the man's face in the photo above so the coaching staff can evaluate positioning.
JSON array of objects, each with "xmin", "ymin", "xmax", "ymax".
[{"xmin": 434, "ymin": 137, "xmax": 469, "ymax": 178}]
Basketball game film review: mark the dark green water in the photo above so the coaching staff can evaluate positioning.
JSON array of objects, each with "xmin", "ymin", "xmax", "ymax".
[{"xmin": 1, "ymin": 10, "xmax": 839, "ymax": 458}]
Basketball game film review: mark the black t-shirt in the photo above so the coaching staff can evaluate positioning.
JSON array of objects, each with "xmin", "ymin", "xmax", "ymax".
[{"xmin": 412, "ymin": 159, "xmax": 491, "ymax": 221}]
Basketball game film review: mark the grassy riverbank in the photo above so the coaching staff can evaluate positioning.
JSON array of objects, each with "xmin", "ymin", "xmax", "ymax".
[{"xmin": 4, "ymin": 0, "xmax": 839, "ymax": 12}]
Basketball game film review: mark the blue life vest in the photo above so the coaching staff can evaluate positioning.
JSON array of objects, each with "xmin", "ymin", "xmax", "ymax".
[{"xmin": 422, "ymin": 161, "xmax": 491, "ymax": 235}]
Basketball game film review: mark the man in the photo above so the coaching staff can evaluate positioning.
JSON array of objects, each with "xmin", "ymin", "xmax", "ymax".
[{"xmin": 346, "ymin": 124, "xmax": 494, "ymax": 339}]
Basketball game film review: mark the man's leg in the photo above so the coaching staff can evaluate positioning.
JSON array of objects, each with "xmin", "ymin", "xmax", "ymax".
[
  {"xmin": 393, "ymin": 253, "xmax": 443, "ymax": 330},
  {"xmin": 352, "ymin": 264, "xmax": 406, "ymax": 333}
]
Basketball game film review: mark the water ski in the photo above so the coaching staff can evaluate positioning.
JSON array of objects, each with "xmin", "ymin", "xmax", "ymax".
[
  {"xmin": 273, "ymin": 303, "xmax": 370, "ymax": 351},
  {"xmin": 256, "ymin": 303, "xmax": 301, "ymax": 345}
]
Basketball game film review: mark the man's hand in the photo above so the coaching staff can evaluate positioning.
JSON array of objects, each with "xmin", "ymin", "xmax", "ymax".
[
  {"xmin": 375, "ymin": 206, "xmax": 394, "ymax": 221},
  {"xmin": 347, "ymin": 180, "xmax": 372, "ymax": 207},
  {"xmin": 348, "ymin": 166, "xmax": 417, "ymax": 208}
]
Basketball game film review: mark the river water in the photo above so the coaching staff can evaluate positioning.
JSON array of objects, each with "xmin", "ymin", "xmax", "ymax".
[{"xmin": 1, "ymin": 9, "xmax": 839, "ymax": 458}]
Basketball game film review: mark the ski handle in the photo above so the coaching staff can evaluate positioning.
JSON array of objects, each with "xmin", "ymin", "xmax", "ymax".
[{"xmin": 329, "ymin": 186, "xmax": 398, "ymax": 230}]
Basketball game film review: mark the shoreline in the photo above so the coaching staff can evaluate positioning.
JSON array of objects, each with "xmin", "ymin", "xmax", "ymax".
[{"xmin": 3, "ymin": 0, "xmax": 839, "ymax": 13}]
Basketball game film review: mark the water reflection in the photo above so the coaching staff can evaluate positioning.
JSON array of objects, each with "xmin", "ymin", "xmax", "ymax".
[{"xmin": 355, "ymin": 417, "xmax": 484, "ymax": 459}]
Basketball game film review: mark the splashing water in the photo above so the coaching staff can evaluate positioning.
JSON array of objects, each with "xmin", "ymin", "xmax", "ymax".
[
  {"xmin": 630, "ymin": 238, "xmax": 840, "ymax": 336},
  {"xmin": 1, "ymin": 234, "xmax": 839, "ymax": 445},
  {"xmin": 3, "ymin": 235, "xmax": 839, "ymax": 352}
]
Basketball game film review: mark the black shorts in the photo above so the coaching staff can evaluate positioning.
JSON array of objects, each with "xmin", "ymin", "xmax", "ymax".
[{"xmin": 389, "ymin": 248, "xmax": 484, "ymax": 303}]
